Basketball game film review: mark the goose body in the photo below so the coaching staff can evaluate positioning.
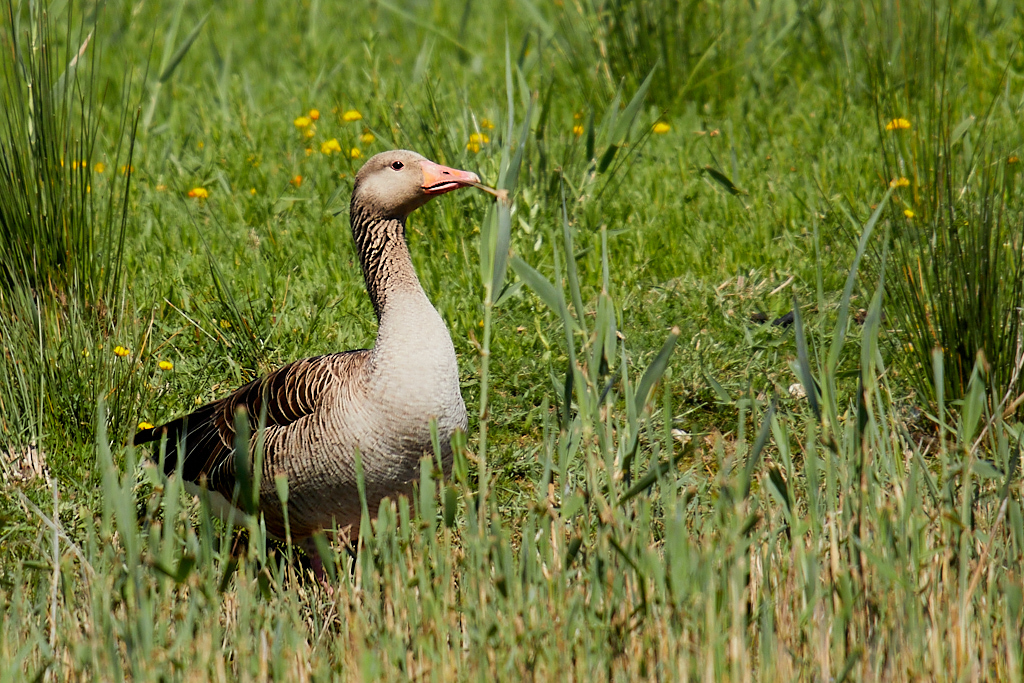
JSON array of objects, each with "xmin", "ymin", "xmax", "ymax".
[{"xmin": 134, "ymin": 150, "xmax": 479, "ymax": 544}]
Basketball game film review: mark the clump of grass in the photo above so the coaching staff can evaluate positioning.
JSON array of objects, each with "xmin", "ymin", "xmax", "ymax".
[
  {"xmin": 864, "ymin": 0, "xmax": 1024, "ymax": 414},
  {"xmin": 0, "ymin": 3, "xmax": 140, "ymax": 464},
  {"xmin": 0, "ymin": 2, "xmax": 135, "ymax": 303}
]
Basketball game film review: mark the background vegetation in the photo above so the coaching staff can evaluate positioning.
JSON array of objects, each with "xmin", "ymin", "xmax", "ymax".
[{"xmin": 1, "ymin": 0, "xmax": 1023, "ymax": 679}]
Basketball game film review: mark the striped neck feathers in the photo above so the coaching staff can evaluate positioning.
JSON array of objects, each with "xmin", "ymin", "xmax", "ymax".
[{"xmin": 349, "ymin": 202, "xmax": 424, "ymax": 321}]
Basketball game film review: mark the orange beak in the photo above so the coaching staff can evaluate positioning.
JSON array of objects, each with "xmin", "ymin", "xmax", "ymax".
[{"xmin": 420, "ymin": 159, "xmax": 480, "ymax": 195}]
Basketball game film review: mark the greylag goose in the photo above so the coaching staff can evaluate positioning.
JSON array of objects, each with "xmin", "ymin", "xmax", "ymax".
[{"xmin": 134, "ymin": 150, "xmax": 479, "ymax": 559}]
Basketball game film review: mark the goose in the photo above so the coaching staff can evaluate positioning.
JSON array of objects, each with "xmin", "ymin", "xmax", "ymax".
[{"xmin": 134, "ymin": 150, "xmax": 480, "ymax": 567}]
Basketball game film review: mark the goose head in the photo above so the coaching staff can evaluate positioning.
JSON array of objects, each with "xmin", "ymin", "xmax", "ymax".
[{"xmin": 352, "ymin": 150, "xmax": 480, "ymax": 220}]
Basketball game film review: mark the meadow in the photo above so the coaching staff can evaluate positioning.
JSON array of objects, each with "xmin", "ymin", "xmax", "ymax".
[{"xmin": 1, "ymin": 0, "xmax": 1024, "ymax": 679}]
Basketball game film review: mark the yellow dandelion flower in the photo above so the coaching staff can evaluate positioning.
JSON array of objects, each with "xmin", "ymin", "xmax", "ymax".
[
  {"xmin": 885, "ymin": 118, "xmax": 912, "ymax": 131},
  {"xmin": 342, "ymin": 110, "xmax": 363, "ymax": 122},
  {"xmin": 350, "ymin": 148, "xmax": 362, "ymax": 159},
  {"xmin": 321, "ymin": 138, "xmax": 342, "ymax": 155},
  {"xmin": 94, "ymin": 162, "xmax": 105, "ymax": 173},
  {"xmin": 359, "ymin": 132, "xmax": 375, "ymax": 145},
  {"xmin": 294, "ymin": 116, "xmax": 312, "ymax": 128},
  {"xmin": 309, "ymin": 109, "xmax": 320, "ymax": 121},
  {"xmin": 138, "ymin": 421, "xmax": 155, "ymax": 430},
  {"xmin": 653, "ymin": 122, "xmax": 671, "ymax": 134},
  {"xmin": 572, "ymin": 124, "xmax": 584, "ymax": 136},
  {"xmin": 250, "ymin": 188, "xmax": 257, "ymax": 195},
  {"xmin": 290, "ymin": 175, "xmax": 303, "ymax": 187},
  {"xmin": 904, "ymin": 209, "xmax": 915, "ymax": 219},
  {"xmin": 113, "ymin": 345, "xmax": 130, "ymax": 357},
  {"xmin": 188, "ymin": 187, "xmax": 209, "ymax": 199},
  {"xmin": 890, "ymin": 177, "xmax": 910, "ymax": 188},
  {"xmin": 481, "ymin": 118, "xmax": 495, "ymax": 130},
  {"xmin": 158, "ymin": 360, "xmax": 174, "ymax": 371}
]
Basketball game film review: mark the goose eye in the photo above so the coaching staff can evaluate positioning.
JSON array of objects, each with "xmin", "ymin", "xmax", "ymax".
[{"xmin": 390, "ymin": 161, "xmax": 404, "ymax": 171}]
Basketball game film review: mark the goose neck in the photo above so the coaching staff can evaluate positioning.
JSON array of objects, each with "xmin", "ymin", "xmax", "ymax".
[{"xmin": 350, "ymin": 208, "xmax": 426, "ymax": 321}]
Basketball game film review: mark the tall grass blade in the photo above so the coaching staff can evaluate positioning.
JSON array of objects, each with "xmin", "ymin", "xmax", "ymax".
[
  {"xmin": 828, "ymin": 188, "xmax": 893, "ymax": 372},
  {"xmin": 791, "ymin": 297, "xmax": 821, "ymax": 420},
  {"xmin": 157, "ymin": 11, "xmax": 210, "ymax": 83},
  {"xmin": 633, "ymin": 327, "xmax": 679, "ymax": 414}
]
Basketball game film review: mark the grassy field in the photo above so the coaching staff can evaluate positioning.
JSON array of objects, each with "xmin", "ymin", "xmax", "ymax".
[{"xmin": 2, "ymin": 0, "xmax": 1024, "ymax": 679}]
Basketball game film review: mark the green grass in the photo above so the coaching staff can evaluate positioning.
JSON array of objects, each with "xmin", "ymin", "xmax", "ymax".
[{"xmin": 2, "ymin": 0, "xmax": 1024, "ymax": 680}]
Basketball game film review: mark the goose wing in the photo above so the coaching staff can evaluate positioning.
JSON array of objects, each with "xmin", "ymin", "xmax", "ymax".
[{"xmin": 133, "ymin": 351, "xmax": 369, "ymax": 499}]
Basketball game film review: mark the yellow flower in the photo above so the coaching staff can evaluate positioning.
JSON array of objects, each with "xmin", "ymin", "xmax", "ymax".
[
  {"xmin": 188, "ymin": 187, "xmax": 209, "ymax": 199},
  {"xmin": 359, "ymin": 132, "xmax": 375, "ymax": 145},
  {"xmin": 573, "ymin": 112, "xmax": 583, "ymax": 121},
  {"xmin": 113, "ymin": 345, "xmax": 130, "ymax": 357},
  {"xmin": 309, "ymin": 109, "xmax": 320, "ymax": 121},
  {"xmin": 305, "ymin": 148, "xmax": 314, "ymax": 156},
  {"xmin": 290, "ymin": 175, "xmax": 303, "ymax": 187},
  {"xmin": 219, "ymin": 319, "xmax": 232, "ymax": 329},
  {"xmin": 890, "ymin": 177, "xmax": 910, "ymax": 188},
  {"xmin": 120, "ymin": 165, "xmax": 134, "ymax": 175},
  {"xmin": 250, "ymin": 188, "xmax": 257, "ymax": 195},
  {"xmin": 342, "ymin": 110, "xmax": 362, "ymax": 122},
  {"xmin": 350, "ymin": 148, "xmax": 362, "ymax": 159},
  {"xmin": 885, "ymin": 118, "xmax": 912, "ymax": 131},
  {"xmin": 1009, "ymin": 155, "xmax": 1020, "ymax": 165},
  {"xmin": 158, "ymin": 360, "xmax": 174, "ymax": 371},
  {"xmin": 94, "ymin": 162, "xmax": 105, "ymax": 173},
  {"xmin": 653, "ymin": 122, "xmax": 671, "ymax": 134},
  {"xmin": 138, "ymin": 421, "xmax": 154, "ymax": 430},
  {"xmin": 321, "ymin": 138, "xmax": 342, "ymax": 155},
  {"xmin": 572, "ymin": 125, "xmax": 584, "ymax": 136},
  {"xmin": 466, "ymin": 132, "xmax": 489, "ymax": 153},
  {"xmin": 294, "ymin": 116, "xmax": 312, "ymax": 129},
  {"xmin": 904, "ymin": 209, "xmax": 915, "ymax": 219},
  {"xmin": 481, "ymin": 118, "xmax": 495, "ymax": 130}
]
